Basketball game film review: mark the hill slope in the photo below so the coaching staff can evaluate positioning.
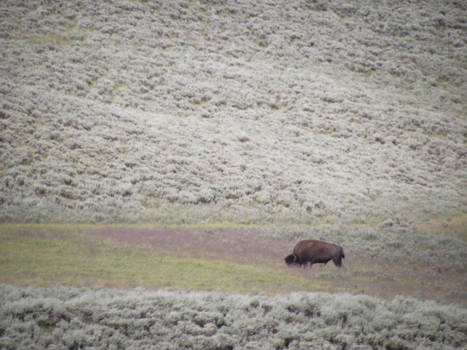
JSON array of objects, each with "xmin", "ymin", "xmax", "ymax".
[{"xmin": 0, "ymin": 0, "xmax": 466, "ymax": 225}]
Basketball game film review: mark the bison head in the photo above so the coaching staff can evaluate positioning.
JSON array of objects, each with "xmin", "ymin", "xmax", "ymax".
[{"xmin": 284, "ymin": 253, "xmax": 298, "ymax": 265}]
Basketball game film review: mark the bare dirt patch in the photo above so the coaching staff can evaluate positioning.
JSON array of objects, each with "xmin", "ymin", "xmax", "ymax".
[{"xmin": 94, "ymin": 226, "xmax": 289, "ymax": 266}]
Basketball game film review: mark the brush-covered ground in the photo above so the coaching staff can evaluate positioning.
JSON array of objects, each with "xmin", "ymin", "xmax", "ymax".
[
  {"xmin": 1, "ymin": 0, "xmax": 466, "ymax": 349},
  {"xmin": 2, "ymin": 285, "xmax": 466, "ymax": 350},
  {"xmin": 1, "ymin": 0, "xmax": 465, "ymax": 225}
]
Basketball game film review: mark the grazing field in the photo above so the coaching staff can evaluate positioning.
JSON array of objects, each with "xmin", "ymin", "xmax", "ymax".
[
  {"xmin": 0, "ymin": 224, "xmax": 325, "ymax": 295},
  {"xmin": 1, "ymin": 224, "xmax": 465, "ymax": 303}
]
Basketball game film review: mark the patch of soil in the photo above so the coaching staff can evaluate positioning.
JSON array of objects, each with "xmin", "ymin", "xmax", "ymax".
[{"xmin": 95, "ymin": 226, "xmax": 290, "ymax": 266}]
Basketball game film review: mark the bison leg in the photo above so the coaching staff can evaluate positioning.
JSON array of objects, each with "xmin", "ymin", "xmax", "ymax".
[{"xmin": 332, "ymin": 256, "xmax": 343, "ymax": 267}]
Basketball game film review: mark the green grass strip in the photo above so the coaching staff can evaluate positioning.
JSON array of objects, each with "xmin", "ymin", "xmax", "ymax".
[{"xmin": 0, "ymin": 225, "xmax": 323, "ymax": 295}]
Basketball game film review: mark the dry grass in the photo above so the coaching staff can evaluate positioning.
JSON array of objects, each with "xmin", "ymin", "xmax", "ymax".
[{"xmin": 417, "ymin": 214, "xmax": 467, "ymax": 237}]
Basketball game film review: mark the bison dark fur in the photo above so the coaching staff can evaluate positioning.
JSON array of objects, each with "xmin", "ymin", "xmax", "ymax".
[{"xmin": 285, "ymin": 240, "xmax": 345, "ymax": 268}]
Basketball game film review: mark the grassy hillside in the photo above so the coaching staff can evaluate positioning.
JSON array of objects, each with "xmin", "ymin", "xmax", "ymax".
[{"xmin": 0, "ymin": 0, "xmax": 465, "ymax": 226}]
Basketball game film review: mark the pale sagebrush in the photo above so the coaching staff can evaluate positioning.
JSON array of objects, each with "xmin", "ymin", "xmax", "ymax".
[
  {"xmin": 1, "ymin": 286, "xmax": 466, "ymax": 350},
  {"xmin": 0, "ymin": 0, "xmax": 465, "ymax": 228}
]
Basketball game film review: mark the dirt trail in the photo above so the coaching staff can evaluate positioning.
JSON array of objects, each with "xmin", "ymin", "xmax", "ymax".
[
  {"xmin": 95, "ymin": 226, "xmax": 290, "ymax": 266},
  {"xmin": 93, "ymin": 226, "xmax": 466, "ymax": 304}
]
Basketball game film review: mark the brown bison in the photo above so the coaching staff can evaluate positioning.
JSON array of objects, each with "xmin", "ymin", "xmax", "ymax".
[{"xmin": 285, "ymin": 240, "xmax": 345, "ymax": 268}]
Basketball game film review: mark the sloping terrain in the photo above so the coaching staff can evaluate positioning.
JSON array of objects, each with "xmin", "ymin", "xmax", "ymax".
[{"xmin": 0, "ymin": 0, "xmax": 466, "ymax": 226}]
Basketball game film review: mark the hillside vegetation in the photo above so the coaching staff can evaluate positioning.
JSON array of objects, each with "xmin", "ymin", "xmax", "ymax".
[{"xmin": 0, "ymin": 0, "xmax": 466, "ymax": 226}]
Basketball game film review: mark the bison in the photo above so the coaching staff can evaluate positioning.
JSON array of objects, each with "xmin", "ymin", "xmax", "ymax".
[{"xmin": 285, "ymin": 239, "xmax": 345, "ymax": 268}]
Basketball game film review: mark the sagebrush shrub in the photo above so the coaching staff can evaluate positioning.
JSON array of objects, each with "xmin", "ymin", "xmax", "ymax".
[{"xmin": 2, "ymin": 286, "xmax": 465, "ymax": 350}]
